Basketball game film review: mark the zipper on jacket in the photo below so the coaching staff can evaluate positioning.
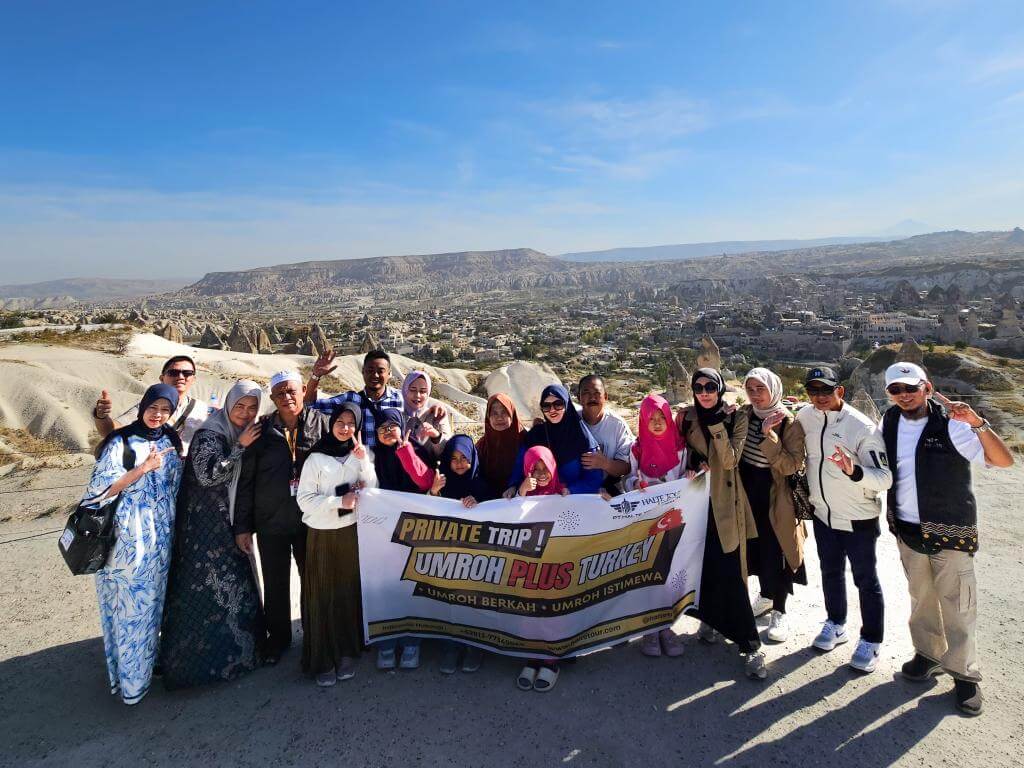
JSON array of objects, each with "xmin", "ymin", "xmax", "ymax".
[{"xmin": 819, "ymin": 412, "xmax": 833, "ymax": 527}]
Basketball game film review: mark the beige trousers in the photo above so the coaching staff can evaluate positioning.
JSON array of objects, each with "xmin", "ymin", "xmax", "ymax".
[{"xmin": 897, "ymin": 538, "xmax": 981, "ymax": 681}]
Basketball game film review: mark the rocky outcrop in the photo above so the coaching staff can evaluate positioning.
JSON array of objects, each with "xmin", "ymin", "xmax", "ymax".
[
  {"xmin": 226, "ymin": 321, "xmax": 257, "ymax": 354},
  {"xmin": 696, "ymin": 335, "xmax": 721, "ymax": 371},
  {"xmin": 198, "ymin": 324, "xmax": 227, "ymax": 350},
  {"xmin": 156, "ymin": 322, "xmax": 184, "ymax": 344}
]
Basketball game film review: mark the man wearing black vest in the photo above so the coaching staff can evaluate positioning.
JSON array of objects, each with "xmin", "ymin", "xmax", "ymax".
[{"xmin": 881, "ymin": 362, "xmax": 1013, "ymax": 716}]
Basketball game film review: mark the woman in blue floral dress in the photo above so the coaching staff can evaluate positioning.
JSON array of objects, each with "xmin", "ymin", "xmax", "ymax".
[{"xmin": 87, "ymin": 383, "xmax": 184, "ymax": 705}]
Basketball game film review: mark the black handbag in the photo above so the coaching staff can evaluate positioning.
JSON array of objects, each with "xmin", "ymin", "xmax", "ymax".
[
  {"xmin": 789, "ymin": 469, "xmax": 814, "ymax": 521},
  {"xmin": 58, "ymin": 444, "xmax": 136, "ymax": 575}
]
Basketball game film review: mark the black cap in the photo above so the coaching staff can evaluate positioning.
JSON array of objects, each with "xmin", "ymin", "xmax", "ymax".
[{"xmin": 805, "ymin": 366, "xmax": 839, "ymax": 387}]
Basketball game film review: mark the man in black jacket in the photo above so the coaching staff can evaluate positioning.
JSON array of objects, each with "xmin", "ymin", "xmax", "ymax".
[
  {"xmin": 233, "ymin": 370, "xmax": 330, "ymax": 663},
  {"xmin": 882, "ymin": 362, "xmax": 1013, "ymax": 716}
]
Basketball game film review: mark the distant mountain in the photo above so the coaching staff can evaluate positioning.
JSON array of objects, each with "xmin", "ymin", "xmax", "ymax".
[
  {"xmin": 559, "ymin": 236, "xmax": 886, "ymax": 263},
  {"xmin": 0, "ymin": 277, "xmax": 193, "ymax": 302},
  {"xmin": 868, "ymin": 219, "xmax": 934, "ymax": 238},
  {"xmin": 173, "ymin": 231, "xmax": 1024, "ymax": 304}
]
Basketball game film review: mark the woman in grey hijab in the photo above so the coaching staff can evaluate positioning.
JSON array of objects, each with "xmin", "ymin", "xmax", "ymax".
[{"xmin": 160, "ymin": 380, "xmax": 267, "ymax": 689}]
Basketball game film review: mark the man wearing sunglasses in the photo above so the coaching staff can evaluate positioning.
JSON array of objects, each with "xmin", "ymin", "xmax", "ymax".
[
  {"xmin": 880, "ymin": 362, "xmax": 1013, "ymax": 716},
  {"xmin": 796, "ymin": 366, "xmax": 892, "ymax": 673},
  {"xmin": 92, "ymin": 355, "xmax": 212, "ymax": 455}
]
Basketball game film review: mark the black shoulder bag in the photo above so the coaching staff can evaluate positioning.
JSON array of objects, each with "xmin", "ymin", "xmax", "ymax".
[
  {"xmin": 778, "ymin": 414, "xmax": 814, "ymax": 521},
  {"xmin": 58, "ymin": 444, "xmax": 137, "ymax": 575}
]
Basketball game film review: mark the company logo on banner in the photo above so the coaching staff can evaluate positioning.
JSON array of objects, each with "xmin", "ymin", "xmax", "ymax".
[{"xmin": 357, "ymin": 477, "xmax": 710, "ymax": 659}]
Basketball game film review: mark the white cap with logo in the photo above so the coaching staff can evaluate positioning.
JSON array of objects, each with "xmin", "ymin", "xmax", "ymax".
[{"xmin": 885, "ymin": 362, "xmax": 927, "ymax": 387}]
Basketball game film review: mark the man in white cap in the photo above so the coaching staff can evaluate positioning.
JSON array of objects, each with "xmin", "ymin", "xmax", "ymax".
[
  {"xmin": 233, "ymin": 370, "xmax": 330, "ymax": 664},
  {"xmin": 880, "ymin": 361, "xmax": 1013, "ymax": 716}
]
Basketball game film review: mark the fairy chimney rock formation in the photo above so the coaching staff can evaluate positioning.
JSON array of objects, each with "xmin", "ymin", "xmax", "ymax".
[
  {"xmin": 897, "ymin": 338, "xmax": 924, "ymax": 365},
  {"xmin": 696, "ymin": 334, "xmax": 722, "ymax": 372},
  {"xmin": 199, "ymin": 324, "xmax": 227, "ymax": 350}
]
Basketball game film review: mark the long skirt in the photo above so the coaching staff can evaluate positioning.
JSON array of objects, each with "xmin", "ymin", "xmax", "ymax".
[
  {"xmin": 302, "ymin": 526, "xmax": 363, "ymax": 675},
  {"xmin": 160, "ymin": 499, "xmax": 264, "ymax": 690},
  {"xmin": 695, "ymin": 501, "xmax": 761, "ymax": 653},
  {"xmin": 741, "ymin": 462, "xmax": 807, "ymax": 611}
]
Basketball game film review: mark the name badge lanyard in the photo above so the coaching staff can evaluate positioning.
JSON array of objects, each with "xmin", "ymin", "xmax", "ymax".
[{"xmin": 286, "ymin": 426, "xmax": 300, "ymax": 496}]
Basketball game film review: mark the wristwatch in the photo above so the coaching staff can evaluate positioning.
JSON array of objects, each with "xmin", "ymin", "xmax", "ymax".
[
  {"xmin": 971, "ymin": 418, "xmax": 991, "ymax": 434},
  {"xmin": 310, "ymin": 374, "xmax": 320, "ymax": 382}
]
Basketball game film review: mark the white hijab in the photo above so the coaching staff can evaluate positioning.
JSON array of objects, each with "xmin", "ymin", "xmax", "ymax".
[
  {"xmin": 744, "ymin": 367, "xmax": 786, "ymax": 420},
  {"xmin": 201, "ymin": 379, "xmax": 263, "ymax": 523}
]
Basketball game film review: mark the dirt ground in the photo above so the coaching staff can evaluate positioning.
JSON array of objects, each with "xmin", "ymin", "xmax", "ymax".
[{"xmin": 1, "ymin": 462, "xmax": 1022, "ymax": 768}]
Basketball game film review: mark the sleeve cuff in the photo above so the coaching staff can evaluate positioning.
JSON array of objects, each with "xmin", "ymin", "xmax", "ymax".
[{"xmin": 849, "ymin": 465, "xmax": 864, "ymax": 482}]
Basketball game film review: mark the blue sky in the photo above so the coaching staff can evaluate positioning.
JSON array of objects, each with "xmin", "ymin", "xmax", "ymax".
[{"xmin": 1, "ymin": 1, "xmax": 1023, "ymax": 281}]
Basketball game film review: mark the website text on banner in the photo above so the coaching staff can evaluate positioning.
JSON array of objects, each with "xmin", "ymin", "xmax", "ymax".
[{"xmin": 357, "ymin": 476, "xmax": 710, "ymax": 659}]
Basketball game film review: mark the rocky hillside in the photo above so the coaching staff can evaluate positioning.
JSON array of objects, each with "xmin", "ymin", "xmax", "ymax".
[{"xmin": 173, "ymin": 230, "xmax": 1024, "ymax": 303}]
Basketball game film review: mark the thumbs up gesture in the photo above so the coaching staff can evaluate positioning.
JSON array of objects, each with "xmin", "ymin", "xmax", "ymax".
[{"xmin": 95, "ymin": 389, "xmax": 112, "ymax": 419}]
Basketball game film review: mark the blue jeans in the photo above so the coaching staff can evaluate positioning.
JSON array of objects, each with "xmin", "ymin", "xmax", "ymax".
[
  {"xmin": 377, "ymin": 637, "xmax": 421, "ymax": 652},
  {"xmin": 813, "ymin": 517, "xmax": 884, "ymax": 644}
]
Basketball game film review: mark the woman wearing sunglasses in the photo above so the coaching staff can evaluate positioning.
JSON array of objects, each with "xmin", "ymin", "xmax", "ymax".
[
  {"xmin": 677, "ymin": 368, "xmax": 767, "ymax": 680},
  {"xmin": 503, "ymin": 384, "xmax": 604, "ymax": 500}
]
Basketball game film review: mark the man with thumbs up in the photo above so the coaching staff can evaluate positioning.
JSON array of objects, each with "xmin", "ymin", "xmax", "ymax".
[
  {"xmin": 880, "ymin": 362, "xmax": 1013, "ymax": 716},
  {"xmin": 93, "ymin": 355, "xmax": 212, "ymax": 455}
]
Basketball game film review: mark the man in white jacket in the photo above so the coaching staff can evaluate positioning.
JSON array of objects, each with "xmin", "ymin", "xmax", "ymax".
[{"xmin": 797, "ymin": 366, "xmax": 893, "ymax": 673}]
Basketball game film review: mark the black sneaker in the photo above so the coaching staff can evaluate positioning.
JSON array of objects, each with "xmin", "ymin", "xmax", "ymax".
[
  {"xmin": 954, "ymin": 679, "xmax": 983, "ymax": 716},
  {"xmin": 901, "ymin": 653, "xmax": 942, "ymax": 682}
]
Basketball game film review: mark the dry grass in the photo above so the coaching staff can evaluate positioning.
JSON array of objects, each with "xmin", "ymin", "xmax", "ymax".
[
  {"xmin": 0, "ymin": 425, "xmax": 69, "ymax": 466},
  {"xmin": 4, "ymin": 328, "xmax": 130, "ymax": 354}
]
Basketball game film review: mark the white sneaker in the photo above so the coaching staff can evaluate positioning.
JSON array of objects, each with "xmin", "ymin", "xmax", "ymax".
[
  {"xmin": 812, "ymin": 620, "xmax": 848, "ymax": 651},
  {"xmin": 751, "ymin": 593, "xmax": 774, "ymax": 618},
  {"xmin": 850, "ymin": 639, "xmax": 880, "ymax": 673},
  {"xmin": 766, "ymin": 610, "xmax": 789, "ymax": 643},
  {"xmin": 744, "ymin": 651, "xmax": 768, "ymax": 680}
]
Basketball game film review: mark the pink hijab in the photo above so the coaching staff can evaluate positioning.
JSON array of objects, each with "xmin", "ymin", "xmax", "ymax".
[
  {"xmin": 632, "ymin": 394, "xmax": 685, "ymax": 479},
  {"xmin": 522, "ymin": 445, "xmax": 565, "ymax": 496}
]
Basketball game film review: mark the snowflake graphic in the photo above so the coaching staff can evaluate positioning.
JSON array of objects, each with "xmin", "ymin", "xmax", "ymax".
[{"xmin": 558, "ymin": 508, "xmax": 581, "ymax": 532}]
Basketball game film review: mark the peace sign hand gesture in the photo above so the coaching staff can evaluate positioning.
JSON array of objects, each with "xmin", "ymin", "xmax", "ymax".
[
  {"xmin": 351, "ymin": 431, "xmax": 367, "ymax": 461},
  {"xmin": 933, "ymin": 391, "xmax": 984, "ymax": 428}
]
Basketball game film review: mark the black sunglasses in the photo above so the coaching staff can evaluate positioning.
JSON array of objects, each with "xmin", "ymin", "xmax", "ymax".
[
  {"xmin": 806, "ymin": 384, "xmax": 836, "ymax": 396},
  {"xmin": 540, "ymin": 399, "xmax": 566, "ymax": 412},
  {"xmin": 692, "ymin": 383, "xmax": 719, "ymax": 395},
  {"xmin": 165, "ymin": 369, "xmax": 196, "ymax": 378},
  {"xmin": 887, "ymin": 383, "xmax": 922, "ymax": 395}
]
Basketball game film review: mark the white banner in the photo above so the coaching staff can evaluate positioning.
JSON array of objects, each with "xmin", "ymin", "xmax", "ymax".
[{"xmin": 357, "ymin": 476, "xmax": 709, "ymax": 659}]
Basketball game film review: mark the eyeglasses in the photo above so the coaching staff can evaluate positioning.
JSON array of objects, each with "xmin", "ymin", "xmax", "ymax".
[
  {"xmin": 806, "ymin": 385, "xmax": 836, "ymax": 396},
  {"xmin": 692, "ymin": 383, "xmax": 719, "ymax": 395},
  {"xmin": 165, "ymin": 369, "xmax": 196, "ymax": 379},
  {"xmin": 540, "ymin": 400, "xmax": 566, "ymax": 412},
  {"xmin": 886, "ymin": 383, "xmax": 922, "ymax": 395}
]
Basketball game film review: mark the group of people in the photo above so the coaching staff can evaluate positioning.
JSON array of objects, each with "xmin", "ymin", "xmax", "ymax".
[{"xmin": 83, "ymin": 347, "xmax": 1012, "ymax": 716}]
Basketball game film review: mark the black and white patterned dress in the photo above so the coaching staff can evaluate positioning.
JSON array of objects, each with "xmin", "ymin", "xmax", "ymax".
[{"xmin": 160, "ymin": 429, "xmax": 265, "ymax": 689}]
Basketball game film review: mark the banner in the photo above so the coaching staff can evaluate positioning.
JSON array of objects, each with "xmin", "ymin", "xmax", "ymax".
[{"xmin": 357, "ymin": 476, "xmax": 709, "ymax": 659}]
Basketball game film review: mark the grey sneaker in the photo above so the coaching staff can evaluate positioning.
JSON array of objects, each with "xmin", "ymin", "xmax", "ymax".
[
  {"xmin": 337, "ymin": 656, "xmax": 356, "ymax": 681},
  {"xmin": 812, "ymin": 620, "xmax": 848, "ymax": 651},
  {"xmin": 698, "ymin": 622, "xmax": 720, "ymax": 644},
  {"xmin": 751, "ymin": 593, "xmax": 774, "ymax": 618},
  {"xmin": 744, "ymin": 651, "xmax": 767, "ymax": 680},
  {"xmin": 439, "ymin": 645, "xmax": 460, "ymax": 675},
  {"xmin": 315, "ymin": 671, "xmax": 337, "ymax": 687},
  {"xmin": 850, "ymin": 639, "xmax": 880, "ymax": 673},
  {"xmin": 462, "ymin": 646, "xmax": 483, "ymax": 673}
]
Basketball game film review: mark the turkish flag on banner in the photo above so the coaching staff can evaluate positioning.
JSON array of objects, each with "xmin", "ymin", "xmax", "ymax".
[{"xmin": 648, "ymin": 508, "xmax": 684, "ymax": 536}]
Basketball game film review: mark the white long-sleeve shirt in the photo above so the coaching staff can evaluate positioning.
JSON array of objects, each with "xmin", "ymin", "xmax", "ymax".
[
  {"xmin": 796, "ymin": 402, "xmax": 893, "ymax": 531},
  {"xmin": 297, "ymin": 450, "xmax": 378, "ymax": 530}
]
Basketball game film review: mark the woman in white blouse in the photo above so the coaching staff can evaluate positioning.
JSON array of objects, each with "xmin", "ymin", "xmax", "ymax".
[{"xmin": 297, "ymin": 402, "xmax": 377, "ymax": 687}]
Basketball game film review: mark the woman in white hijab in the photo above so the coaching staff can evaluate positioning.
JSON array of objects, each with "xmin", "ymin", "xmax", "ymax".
[
  {"xmin": 740, "ymin": 367, "xmax": 808, "ymax": 644},
  {"xmin": 402, "ymin": 370, "xmax": 452, "ymax": 462},
  {"xmin": 160, "ymin": 380, "xmax": 268, "ymax": 690}
]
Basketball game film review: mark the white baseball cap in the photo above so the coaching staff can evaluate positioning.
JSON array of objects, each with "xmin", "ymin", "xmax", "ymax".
[{"xmin": 885, "ymin": 362, "xmax": 927, "ymax": 387}]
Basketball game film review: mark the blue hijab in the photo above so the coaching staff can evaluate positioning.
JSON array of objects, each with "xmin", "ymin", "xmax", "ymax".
[
  {"xmin": 97, "ymin": 382, "xmax": 183, "ymax": 457},
  {"xmin": 439, "ymin": 434, "xmax": 491, "ymax": 501},
  {"xmin": 524, "ymin": 384, "xmax": 599, "ymax": 466}
]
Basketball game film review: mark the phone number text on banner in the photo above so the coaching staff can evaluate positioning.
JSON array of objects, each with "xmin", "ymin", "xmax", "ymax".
[{"xmin": 357, "ymin": 476, "xmax": 709, "ymax": 659}]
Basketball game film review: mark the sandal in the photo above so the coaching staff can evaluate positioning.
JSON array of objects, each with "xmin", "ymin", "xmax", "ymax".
[
  {"xmin": 516, "ymin": 665, "xmax": 537, "ymax": 691},
  {"xmin": 533, "ymin": 665, "xmax": 559, "ymax": 692}
]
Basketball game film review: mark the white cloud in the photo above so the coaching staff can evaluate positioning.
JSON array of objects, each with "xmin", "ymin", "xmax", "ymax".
[{"xmin": 538, "ymin": 90, "xmax": 709, "ymax": 142}]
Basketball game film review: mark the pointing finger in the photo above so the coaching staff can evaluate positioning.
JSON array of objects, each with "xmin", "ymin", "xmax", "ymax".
[{"xmin": 932, "ymin": 391, "xmax": 953, "ymax": 406}]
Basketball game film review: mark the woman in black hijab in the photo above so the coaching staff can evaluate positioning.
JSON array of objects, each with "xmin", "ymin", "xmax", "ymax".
[
  {"xmin": 297, "ymin": 403, "xmax": 377, "ymax": 686},
  {"xmin": 678, "ymin": 368, "xmax": 766, "ymax": 679}
]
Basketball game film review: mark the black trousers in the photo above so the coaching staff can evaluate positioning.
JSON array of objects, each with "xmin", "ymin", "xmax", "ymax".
[
  {"xmin": 813, "ymin": 517, "xmax": 884, "ymax": 643},
  {"xmin": 257, "ymin": 526, "xmax": 308, "ymax": 650}
]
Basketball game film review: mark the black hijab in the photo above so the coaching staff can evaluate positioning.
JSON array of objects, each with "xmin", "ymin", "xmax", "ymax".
[
  {"xmin": 524, "ymin": 384, "xmax": 599, "ymax": 465},
  {"xmin": 440, "ymin": 434, "xmax": 491, "ymax": 501},
  {"xmin": 372, "ymin": 408, "xmax": 422, "ymax": 492},
  {"xmin": 97, "ymin": 383, "xmax": 183, "ymax": 458},
  {"xmin": 689, "ymin": 368, "xmax": 729, "ymax": 465},
  {"xmin": 311, "ymin": 402, "xmax": 361, "ymax": 459}
]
